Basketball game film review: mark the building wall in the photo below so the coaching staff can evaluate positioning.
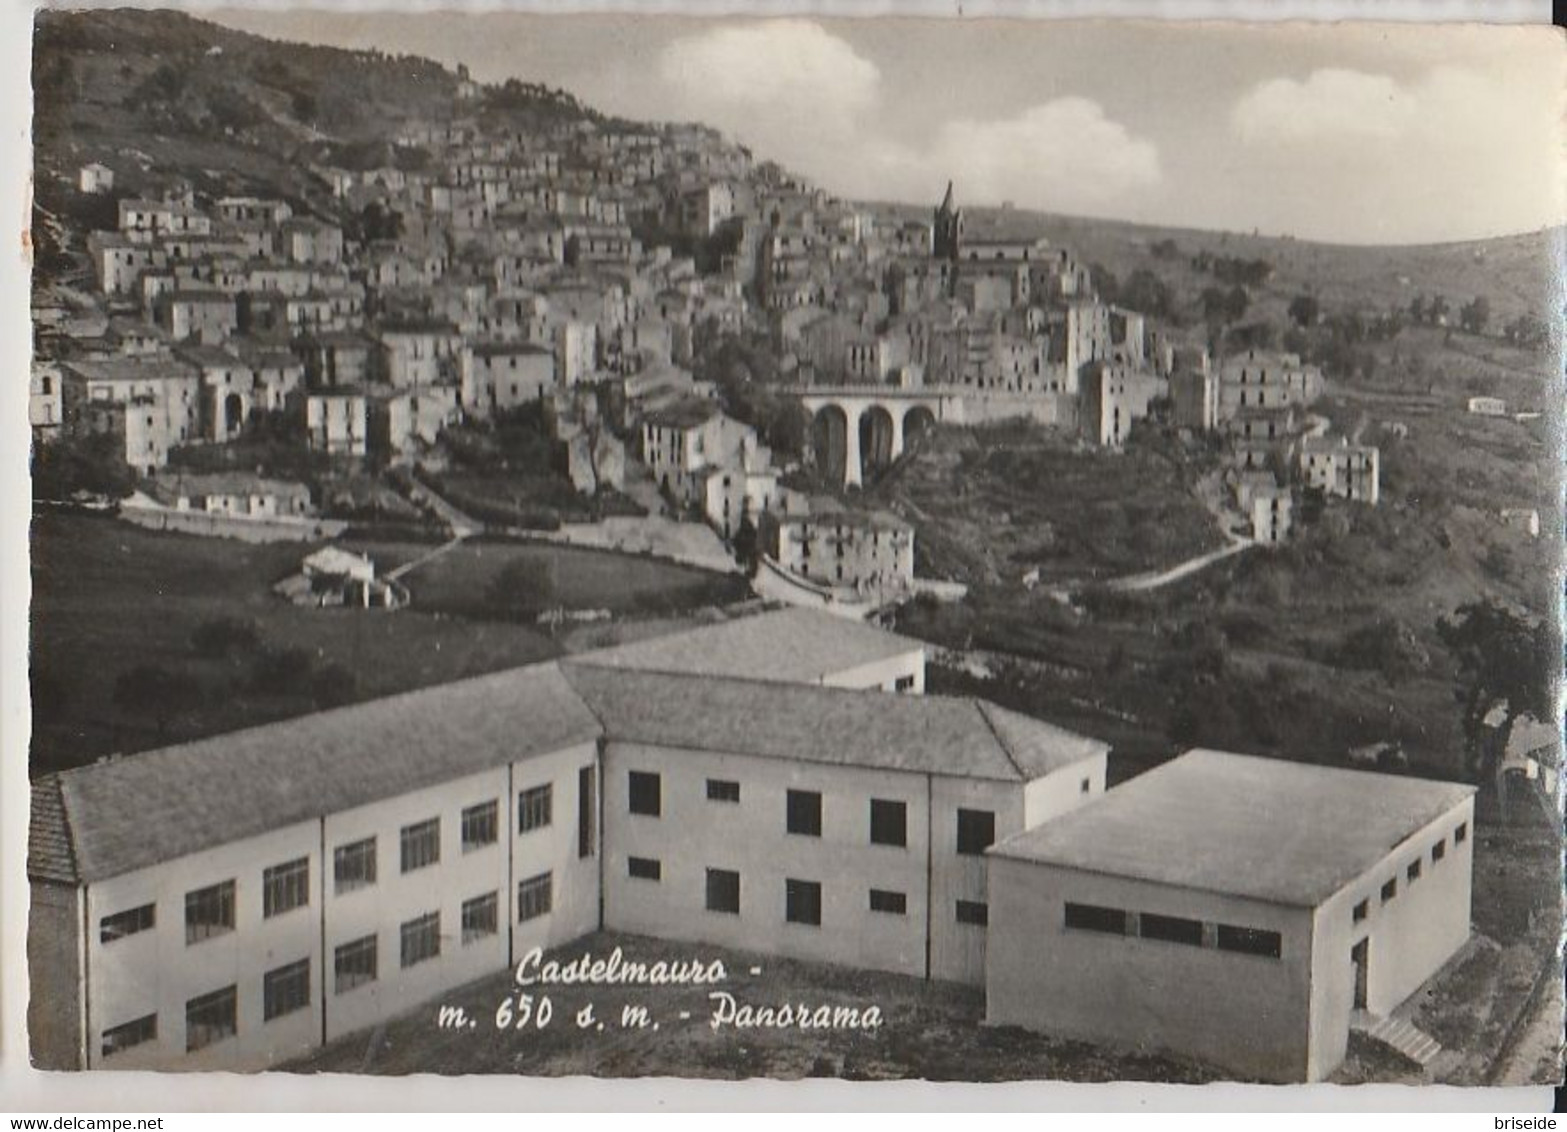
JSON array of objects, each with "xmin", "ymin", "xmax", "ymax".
[
  {"xmin": 82, "ymin": 818, "xmax": 322, "ymax": 1071},
  {"xmin": 1022, "ymin": 751, "xmax": 1107, "ymax": 829},
  {"xmin": 27, "ymin": 880, "xmax": 85, "ymax": 1070},
  {"xmin": 985, "ymin": 860, "xmax": 1315, "ymax": 1082},
  {"xmin": 1306, "ymin": 796, "xmax": 1475, "ymax": 1080},
  {"xmin": 602, "ymin": 741, "xmax": 934, "ymax": 980},
  {"xmin": 929, "ymin": 776, "xmax": 1027, "ymax": 984},
  {"xmin": 823, "ymin": 650, "xmax": 925, "ymax": 694}
]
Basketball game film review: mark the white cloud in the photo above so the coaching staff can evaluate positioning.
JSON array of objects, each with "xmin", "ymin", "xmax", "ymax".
[
  {"xmin": 658, "ymin": 20, "xmax": 880, "ymax": 139},
  {"xmin": 1233, "ymin": 69, "xmax": 1414, "ymax": 142}
]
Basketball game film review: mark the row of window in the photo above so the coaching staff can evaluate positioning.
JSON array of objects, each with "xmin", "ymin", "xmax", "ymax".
[
  {"xmin": 1062, "ymin": 901, "xmax": 1283, "ymax": 960},
  {"xmin": 99, "ymin": 776, "xmax": 591, "ymax": 948},
  {"xmin": 627, "ymin": 772, "xmax": 1010, "ymax": 855},
  {"xmin": 105, "ymin": 874, "xmax": 560, "ymax": 1061},
  {"xmin": 624, "ymin": 858, "xmax": 989, "ymax": 928},
  {"xmin": 1353, "ymin": 822, "xmax": 1466, "ymax": 925}
]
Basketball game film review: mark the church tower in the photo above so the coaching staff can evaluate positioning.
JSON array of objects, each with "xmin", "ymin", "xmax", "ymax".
[{"xmin": 933, "ymin": 180, "xmax": 963, "ymax": 262}]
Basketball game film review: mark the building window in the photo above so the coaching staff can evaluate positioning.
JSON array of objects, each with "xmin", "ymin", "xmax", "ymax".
[
  {"xmin": 956, "ymin": 900, "xmax": 990, "ymax": 927},
  {"xmin": 1080, "ymin": 777, "xmax": 1092, "ymax": 795},
  {"xmin": 1407, "ymin": 859, "xmax": 1423, "ymax": 884},
  {"xmin": 628, "ymin": 856, "xmax": 662, "ymax": 881},
  {"xmin": 706, "ymin": 868, "xmax": 741, "ymax": 914},
  {"xmin": 100, "ymin": 903, "xmax": 155, "ymax": 944},
  {"xmin": 787, "ymin": 789, "xmax": 822, "ymax": 837},
  {"xmin": 185, "ymin": 985, "xmax": 238, "ymax": 1053},
  {"xmin": 334, "ymin": 838, "xmax": 376, "ymax": 893},
  {"xmin": 101, "ymin": 1013, "xmax": 157, "ymax": 1059},
  {"xmin": 1064, "ymin": 901, "xmax": 1128, "ymax": 936},
  {"xmin": 1381, "ymin": 878, "xmax": 1398, "ymax": 903},
  {"xmin": 706, "ymin": 778, "xmax": 741, "ymax": 803},
  {"xmin": 862, "ymin": 797, "xmax": 908, "ymax": 849},
  {"xmin": 869, "ymin": 889, "xmax": 906, "ymax": 915},
  {"xmin": 262, "ymin": 857, "xmax": 310, "ymax": 919},
  {"xmin": 578, "ymin": 765, "xmax": 596, "ymax": 858},
  {"xmin": 263, "ymin": 959, "xmax": 311, "ymax": 1022},
  {"xmin": 786, "ymin": 878, "xmax": 822, "ymax": 926},
  {"xmin": 518, "ymin": 872, "xmax": 553, "ymax": 922},
  {"xmin": 400, "ymin": 818, "xmax": 440, "ymax": 873},
  {"xmin": 400, "ymin": 912, "xmax": 441, "ymax": 969},
  {"xmin": 1215, "ymin": 924, "xmax": 1283, "ymax": 959},
  {"xmin": 956, "ymin": 808, "xmax": 996, "ymax": 856},
  {"xmin": 334, "ymin": 935, "xmax": 377, "ymax": 994},
  {"xmin": 184, "ymin": 881, "xmax": 235, "ymax": 945},
  {"xmin": 462, "ymin": 800, "xmax": 499, "ymax": 851},
  {"xmin": 518, "ymin": 785, "xmax": 553, "ymax": 833},
  {"xmin": 1353, "ymin": 899, "xmax": 1369, "ymax": 924},
  {"xmin": 628, "ymin": 771, "xmax": 662, "ymax": 817},
  {"xmin": 1455, "ymin": 822, "xmax": 1467, "ymax": 846},
  {"xmin": 1139, "ymin": 912, "xmax": 1203, "ymax": 947},
  {"xmin": 1433, "ymin": 839, "xmax": 1446, "ymax": 863},
  {"xmin": 461, "ymin": 892, "xmax": 499, "ymax": 945},
  {"xmin": 893, "ymin": 675, "xmax": 916, "ymax": 693}
]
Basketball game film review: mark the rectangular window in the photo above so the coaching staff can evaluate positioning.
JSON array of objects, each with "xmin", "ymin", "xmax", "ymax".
[
  {"xmin": 578, "ymin": 765, "xmax": 596, "ymax": 858},
  {"xmin": 100, "ymin": 903, "xmax": 155, "ymax": 944},
  {"xmin": 869, "ymin": 798, "xmax": 907, "ymax": 847},
  {"xmin": 1064, "ymin": 901, "xmax": 1128, "ymax": 936},
  {"xmin": 334, "ymin": 935, "xmax": 377, "ymax": 994},
  {"xmin": 185, "ymin": 985, "xmax": 237, "ymax": 1052},
  {"xmin": 101, "ymin": 1013, "xmax": 157, "ymax": 1058},
  {"xmin": 1432, "ymin": 839, "xmax": 1446, "ymax": 863},
  {"xmin": 262, "ymin": 857, "xmax": 309, "ymax": 919},
  {"xmin": 706, "ymin": 778, "xmax": 741, "ymax": 803},
  {"xmin": 1352, "ymin": 899, "xmax": 1369, "ymax": 924},
  {"xmin": 518, "ymin": 785, "xmax": 552, "ymax": 833},
  {"xmin": 400, "ymin": 818, "xmax": 440, "ymax": 873},
  {"xmin": 956, "ymin": 809, "xmax": 996, "ymax": 856},
  {"xmin": 628, "ymin": 856, "xmax": 662, "ymax": 881},
  {"xmin": 461, "ymin": 892, "xmax": 499, "ymax": 945},
  {"xmin": 399, "ymin": 912, "xmax": 441, "ymax": 968},
  {"xmin": 1407, "ymin": 858, "xmax": 1422, "ymax": 883},
  {"xmin": 1215, "ymin": 924, "xmax": 1283, "ymax": 959},
  {"xmin": 1139, "ymin": 912, "xmax": 1203, "ymax": 946},
  {"xmin": 334, "ymin": 838, "xmax": 376, "ymax": 893},
  {"xmin": 1080, "ymin": 777, "xmax": 1092, "ymax": 795},
  {"xmin": 869, "ymin": 889, "xmax": 907, "ymax": 915},
  {"xmin": 893, "ymin": 675, "xmax": 916, "ymax": 693},
  {"xmin": 184, "ymin": 881, "xmax": 235, "ymax": 944},
  {"xmin": 706, "ymin": 868, "xmax": 740, "ymax": 914},
  {"xmin": 518, "ymin": 872, "xmax": 553, "ymax": 922},
  {"xmin": 1455, "ymin": 822, "xmax": 1468, "ymax": 845},
  {"xmin": 956, "ymin": 899, "xmax": 989, "ymax": 926},
  {"xmin": 628, "ymin": 771, "xmax": 661, "ymax": 817},
  {"xmin": 1381, "ymin": 878, "xmax": 1398, "ymax": 903},
  {"xmin": 787, "ymin": 790, "xmax": 822, "ymax": 837},
  {"xmin": 461, "ymin": 800, "xmax": 499, "ymax": 851},
  {"xmin": 262, "ymin": 959, "xmax": 311, "ymax": 1022},
  {"xmin": 785, "ymin": 878, "xmax": 822, "ymax": 926}
]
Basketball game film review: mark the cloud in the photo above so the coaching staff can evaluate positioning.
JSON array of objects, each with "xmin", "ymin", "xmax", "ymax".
[
  {"xmin": 1226, "ymin": 65, "xmax": 1564, "ymax": 239},
  {"xmin": 658, "ymin": 20, "xmax": 881, "ymax": 137}
]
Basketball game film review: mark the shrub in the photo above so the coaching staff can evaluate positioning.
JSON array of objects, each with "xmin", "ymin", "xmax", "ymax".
[{"xmin": 190, "ymin": 617, "xmax": 260, "ymax": 660}]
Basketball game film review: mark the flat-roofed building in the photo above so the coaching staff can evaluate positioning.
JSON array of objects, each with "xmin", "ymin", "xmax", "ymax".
[{"xmin": 985, "ymin": 749, "xmax": 1475, "ymax": 1082}]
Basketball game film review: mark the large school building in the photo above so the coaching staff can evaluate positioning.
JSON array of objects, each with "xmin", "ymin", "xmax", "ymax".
[{"xmin": 28, "ymin": 608, "xmax": 1474, "ymax": 1081}]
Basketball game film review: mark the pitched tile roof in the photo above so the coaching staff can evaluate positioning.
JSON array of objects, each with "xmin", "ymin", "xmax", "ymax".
[
  {"xmin": 561, "ymin": 664, "xmax": 1105, "ymax": 783},
  {"xmin": 990, "ymin": 749, "xmax": 1475, "ymax": 907}
]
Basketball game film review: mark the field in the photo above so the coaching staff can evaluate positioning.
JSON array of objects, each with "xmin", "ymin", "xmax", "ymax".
[
  {"xmin": 287, "ymin": 931, "xmax": 1219, "ymax": 1084},
  {"xmin": 28, "ymin": 513, "xmax": 747, "ymax": 776}
]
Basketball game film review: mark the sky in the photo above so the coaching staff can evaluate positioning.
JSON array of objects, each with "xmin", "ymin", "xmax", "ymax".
[{"xmin": 208, "ymin": 10, "xmax": 1565, "ymax": 245}]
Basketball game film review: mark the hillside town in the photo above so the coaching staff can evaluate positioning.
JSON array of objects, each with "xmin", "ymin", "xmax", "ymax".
[{"xmin": 23, "ymin": 9, "xmax": 1560, "ymax": 1097}]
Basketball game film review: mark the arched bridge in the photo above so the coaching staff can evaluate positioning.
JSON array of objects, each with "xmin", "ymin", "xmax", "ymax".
[{"xmin": 794, "ymin": 386, "xmax": 965, "ymax": 487}]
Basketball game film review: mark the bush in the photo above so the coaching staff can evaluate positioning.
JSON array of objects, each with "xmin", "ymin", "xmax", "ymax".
[
  {"xmin": 191, "ymin": 617, "xmax": 261, "ymax": 660},
  {"xmin": 251, "ymin": 646, "xmax": 315, "ymax": 695}
]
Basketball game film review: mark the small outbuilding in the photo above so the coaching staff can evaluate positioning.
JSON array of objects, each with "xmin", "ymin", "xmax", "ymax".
[{"xmin": 985, "ymin": 749, "xmax": 1475, "ymax": 1082}]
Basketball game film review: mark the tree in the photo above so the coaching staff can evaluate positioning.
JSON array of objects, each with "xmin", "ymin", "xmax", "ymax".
[
  {"xmin": 1503, "ymin": 314, "xmax": 1549, "ymax": 351},
  {"xmin": 1409, "ymin": 294, "xmax": 1427, "ymax": 325},
  {"xmin": 113, "ymin": 664, "xmax": 204, "ymax": 737},
  {"xmin": 732, "ymin": 516, "xmax": 760, "ymax": 577},
  {"xmin": 1459, "ymin": 295, "xmax": 1491, "ymax": 336},
  {"xmin": 1427, "ymin": 295, "xmax": 1451, "ymax": 326},
  {"xmin": 1288, "ymin": 294, "xmax": 1320, "ymax": 328},
  {"xmin": 1088, "ymin": 263, "xmax": 1120, "ymax": 305},
  {"xmin": 1120, "ymin": 269, "xmax": 1173, "ymax": 320},
  {"xmin": 1201, "ymin": 284, "xmax": 1249, "ymax": 327},
  {"xmin": 485, "ymin": 557, "xmax": 556, "ymax": 620},
  {"xmin": 1436, "ymin": 602, "xmax": 1555, "ymax": 804}
]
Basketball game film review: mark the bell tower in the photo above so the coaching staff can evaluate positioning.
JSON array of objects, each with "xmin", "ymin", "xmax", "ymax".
[{"xmin": 932, "ymin": 180, "xmax": 963, "ymax": 262}]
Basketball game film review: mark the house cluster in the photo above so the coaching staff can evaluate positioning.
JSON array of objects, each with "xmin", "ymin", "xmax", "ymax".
[
  {"xmin": 1168, "ymin": 347, "xmax": 1381, "ymax": 545},
  {"xmin": 29, "ymin": 607, "xmax": 1475, "ymax": 1083}
]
